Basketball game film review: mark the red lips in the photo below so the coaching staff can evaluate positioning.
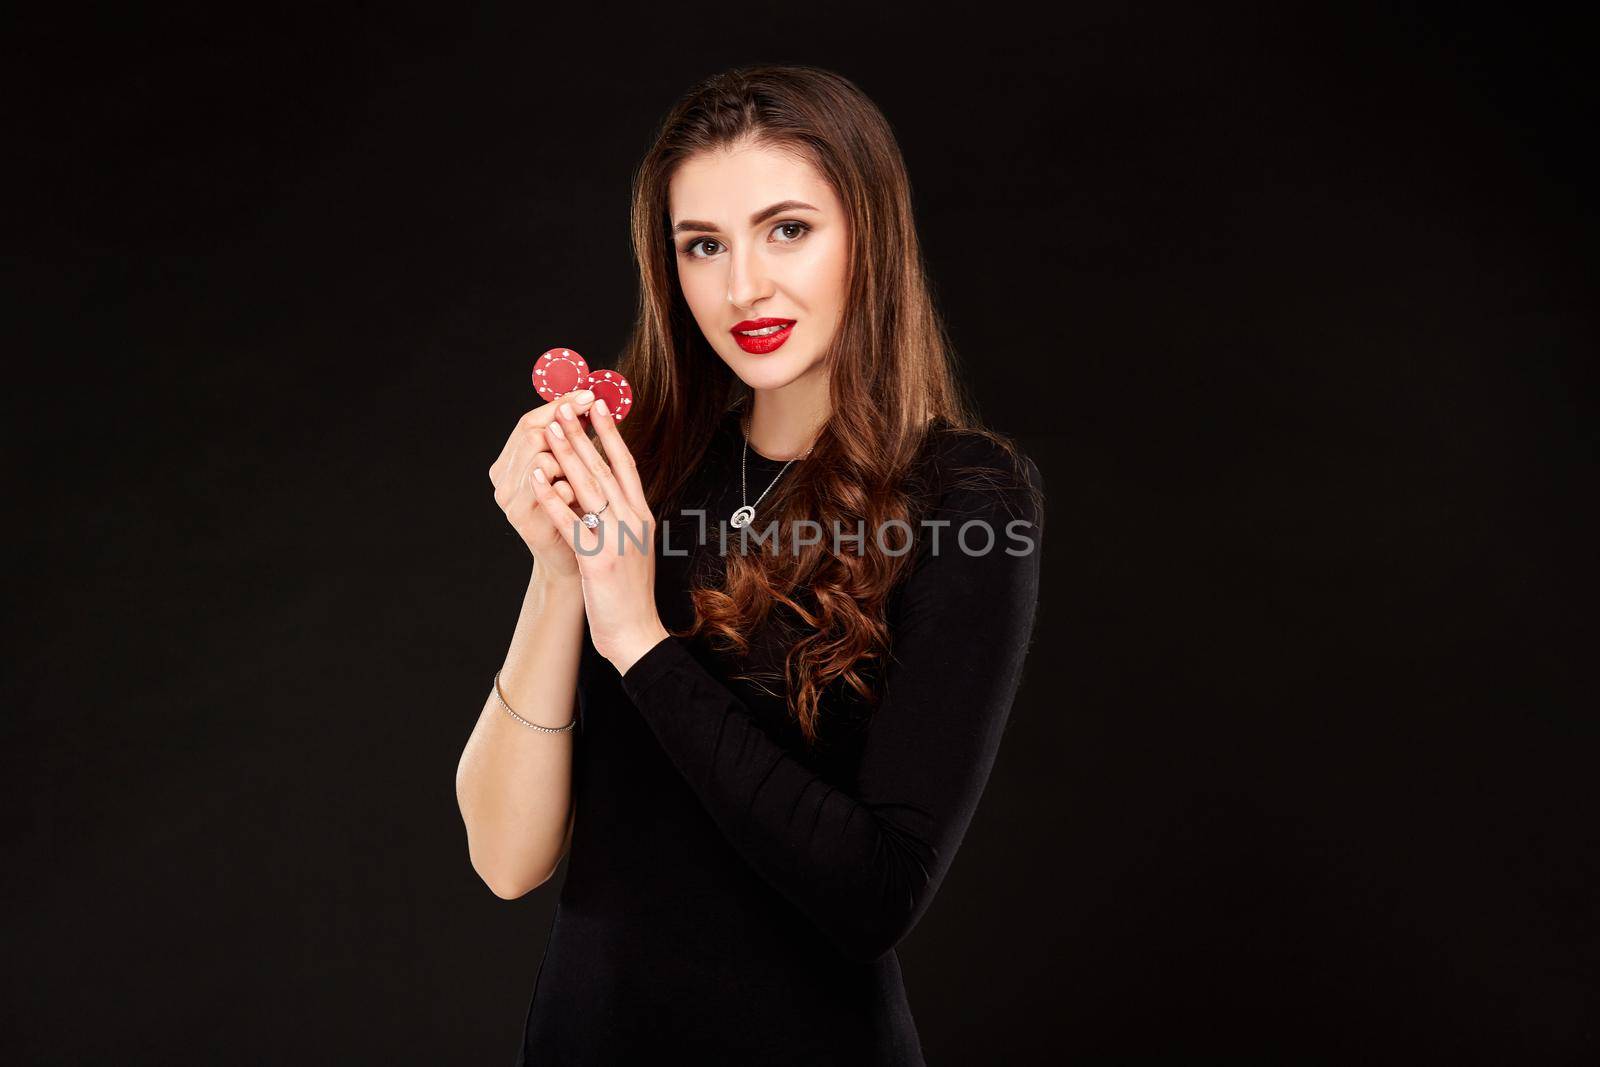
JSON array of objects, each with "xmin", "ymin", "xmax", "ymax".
[
  {"xmin": 730, "ymin": 317, "xmax": 796, "ymax": 333},
  {"xmin": 730, "ymin": 318, "xmax": 797, "ymax": 354}
]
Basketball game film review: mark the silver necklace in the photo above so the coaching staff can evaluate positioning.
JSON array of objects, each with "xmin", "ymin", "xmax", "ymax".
[{"xmin": 730, "ymin": 414, "xmax": 818, "ymax": 529}]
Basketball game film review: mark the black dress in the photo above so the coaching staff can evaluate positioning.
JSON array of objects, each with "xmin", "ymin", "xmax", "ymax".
[{"xmin": 516, "ymin": 409, "xmax": 1046, "ymax": 1065}]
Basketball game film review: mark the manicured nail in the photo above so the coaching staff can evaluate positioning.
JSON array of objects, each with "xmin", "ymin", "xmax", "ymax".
[
  {"xmin": 595, "ymin": 398, "xmax": 608, "ymax": 416},
  {"xmin": 548, "ymin": 420, "xmax": 564, "ymax": 439},
  {"xmin": 559, "ymin": 402, "xmax": 574, "ymax": 420},
  {"xmin": 533, "ymin": 468, "xmax": 547, "ymax": 483},
  {"xmin": 573, "ymin": 390, "xmax": 594, "ymax": 403}
]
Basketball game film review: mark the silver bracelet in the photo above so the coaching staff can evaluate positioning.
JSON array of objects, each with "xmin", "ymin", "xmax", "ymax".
[{"xmin": 493, "ymin": 669, "xmax": 577, "ymax": 733}]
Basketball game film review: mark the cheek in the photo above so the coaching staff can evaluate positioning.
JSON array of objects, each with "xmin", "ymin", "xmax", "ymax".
[
  {"xmin": 676, "ymin": 264, "xmax": 719, "ymax": 318},
  {"xmin": 801, "ymin": 236, "xmax": 850, "ymax": 314}
]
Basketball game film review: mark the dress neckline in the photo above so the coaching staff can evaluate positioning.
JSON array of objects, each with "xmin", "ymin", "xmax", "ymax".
[{"xmin": 720, "ymin": 408, "xmax": 808, "ymax": 468}]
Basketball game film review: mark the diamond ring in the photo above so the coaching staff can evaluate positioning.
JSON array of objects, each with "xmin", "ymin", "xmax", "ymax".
[{"xmin": 580, "ymin": 500, "xmax": 610, "ymax": 529}]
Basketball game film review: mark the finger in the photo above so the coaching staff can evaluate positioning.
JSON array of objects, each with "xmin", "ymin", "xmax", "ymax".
[
  {"xmin": 526, "ymin": 466, "xmax": 592, "ymax": 549},
  {"xmin": 525, "ymin": 449, "xmax": 564, "ymax": 486},
  {"xmin": 515, "ymin": 398, "xmax": 592, "ymax": 472},
  {"xmin": 586, "ymin": 398, "xmax": 650, "ymax": 517},
  {"xmin": 520, "ymin": 471, "xmax": 577, "ymax": 511},
  {"xmin": 511, "ymin": 449, "xmax": 561, "ymax": 501},
  {"xmin": 493, "ymin": 396, "xmax": 591, "ymax": 500},
  {"xmin": 544, "ymin": 404, "xmax": 612, "ymax": 520},
  {"xmin": 525, "ymin": 388, "xmax": 597, "ymax": 430},
  {"xmin": 554, "ymin": 400, "xmax": 636, "ymax": 524},
  {"xmin": 518, "ymin": 451, "xmax": 566, "ymax": 500}
]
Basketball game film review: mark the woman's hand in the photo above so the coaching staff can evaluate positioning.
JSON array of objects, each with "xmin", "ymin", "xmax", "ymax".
[
  {"xmin": 488, "ymin": 388, "xmax": 598, "ymax": 581},
  {"xmin": 527, "ymin": 397, "xmax": 670, "ymax": 674}
]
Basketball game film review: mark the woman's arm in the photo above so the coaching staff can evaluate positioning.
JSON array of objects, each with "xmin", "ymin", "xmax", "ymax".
[
  {"xmin": 620, "ymin": 446, "xmax": 1046, "ymax": 960},
  {"xmin": 455, "ymin": 564, "xmax": 587, "ymax": 898}
]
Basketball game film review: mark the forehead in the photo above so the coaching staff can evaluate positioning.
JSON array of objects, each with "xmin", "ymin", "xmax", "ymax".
[{"xmin": 668, "ymin": 142, "xmax": 836, "ymax": 223}]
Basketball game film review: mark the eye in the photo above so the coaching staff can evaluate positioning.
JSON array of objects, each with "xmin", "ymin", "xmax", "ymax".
[
  {"xmin": 682, "ymin": 237, "xmax": 723, "ymax": 260},
  {"xmin": 677, "ymin": 220, "xmax": 812, "ymax": 260}
]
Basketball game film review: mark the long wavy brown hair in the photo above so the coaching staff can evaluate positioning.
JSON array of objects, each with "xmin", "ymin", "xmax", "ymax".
[{"xmin": 609, "ymin": 65, "xmax": 1038, "ymax": 748}]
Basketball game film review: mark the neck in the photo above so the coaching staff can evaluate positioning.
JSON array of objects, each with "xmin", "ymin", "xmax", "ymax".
[{"xmin": 747, "ymin": 370, "xmax": 830, "ymax": 461}]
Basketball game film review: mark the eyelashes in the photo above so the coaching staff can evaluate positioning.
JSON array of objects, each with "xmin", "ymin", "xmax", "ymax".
[{"xmin": 678, "ymin": 220, "xmax": 811, "ymax": 260}]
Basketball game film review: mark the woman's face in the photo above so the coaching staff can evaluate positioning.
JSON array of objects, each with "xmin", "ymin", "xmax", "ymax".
[{"xmin": 668, "ymin": 139, "xmax": 849, "ymax": 395}]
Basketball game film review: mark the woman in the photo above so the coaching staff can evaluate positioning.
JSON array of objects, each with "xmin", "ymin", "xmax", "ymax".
[{"xmin": 457, "ymin": 65, "xmax": 1046, "ymax": 1064}]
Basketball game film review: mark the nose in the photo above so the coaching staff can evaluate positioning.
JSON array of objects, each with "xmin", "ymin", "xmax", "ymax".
[{"xmin": 725, "ymin": 242, "xmax": 775, "ymax": 311}]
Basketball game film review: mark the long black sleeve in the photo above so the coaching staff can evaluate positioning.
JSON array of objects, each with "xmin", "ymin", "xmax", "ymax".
[{"xmin": 620, "ymin": 445, "xmax": 1045, "ymax": 963}]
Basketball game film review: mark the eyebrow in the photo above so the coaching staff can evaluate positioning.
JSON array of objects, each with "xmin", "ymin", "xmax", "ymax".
[{"xmin": 671, "ymin": 200, "xmax": 820, "ymax": 236}]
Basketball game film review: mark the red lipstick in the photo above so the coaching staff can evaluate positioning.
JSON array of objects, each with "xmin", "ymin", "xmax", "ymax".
[{"xmin": 730, "ymin": 317, "xmax": 797, "ymax": 354}]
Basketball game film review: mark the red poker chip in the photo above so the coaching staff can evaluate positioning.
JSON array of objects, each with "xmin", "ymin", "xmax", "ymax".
[
  {"xmin": 583, "ymin": 368, "xmax": 634, "ymax": 422},
  {"xmin": 533, "ymin": 347, "xmax": 590, "ymax": 402}
]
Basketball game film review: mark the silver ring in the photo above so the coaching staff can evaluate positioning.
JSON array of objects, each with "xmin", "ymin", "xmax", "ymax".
[{"xmin": 580, "ymin": 500, "xmax": 609, "ymax": 529}]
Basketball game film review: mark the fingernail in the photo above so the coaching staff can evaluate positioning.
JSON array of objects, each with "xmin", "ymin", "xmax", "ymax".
[
  {"xmin": 573, "ymin": 390, "xmax": 594, "ymax": 403},
  {"xmin": 533, "ymin": 468, "xmax": 547, "ymax": 483},
  {"xmin": 595, "ymin": 398, "xmax": 608, "ymax": 416},
  {"xmin": 547, "ymin": 420, "xmax": 564, "ymax": 439},
  {"xmin": 559, "ymin": 402, "xmax": 574, "ymax": 420}
]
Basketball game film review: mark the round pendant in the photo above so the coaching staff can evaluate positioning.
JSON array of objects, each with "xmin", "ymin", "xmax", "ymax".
[{"xmin": 730, "ymin": 504, "xmax": 756, "ymax": 529}]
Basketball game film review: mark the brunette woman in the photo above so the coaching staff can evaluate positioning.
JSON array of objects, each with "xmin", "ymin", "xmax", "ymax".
[{"xmin": 458, "ymin": 64, "xmax": 1046, "ymax": 1065}]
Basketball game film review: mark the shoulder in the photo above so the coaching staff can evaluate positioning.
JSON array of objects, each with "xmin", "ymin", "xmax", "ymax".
[
  {"xmin": 888, "ymin": 423, "xmax": 1045, "ymax": 623},
  {"xmin": 917, "ymin": 421, "xmax": 1045, "ymax": 530},
  {"xmin": 890, "ymin": 422, "xmax": 1046, "ymax": 584}
]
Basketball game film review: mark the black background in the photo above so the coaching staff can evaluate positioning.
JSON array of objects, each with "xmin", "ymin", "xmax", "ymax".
[{"xmin": 7, "ymin": 4, "xmax": 1593, "ymax": 1063}]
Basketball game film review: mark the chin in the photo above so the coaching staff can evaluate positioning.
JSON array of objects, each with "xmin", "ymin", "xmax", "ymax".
[{"xmin": 725, "ymin": 351, "xmax": 824, "ymax": 392}]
